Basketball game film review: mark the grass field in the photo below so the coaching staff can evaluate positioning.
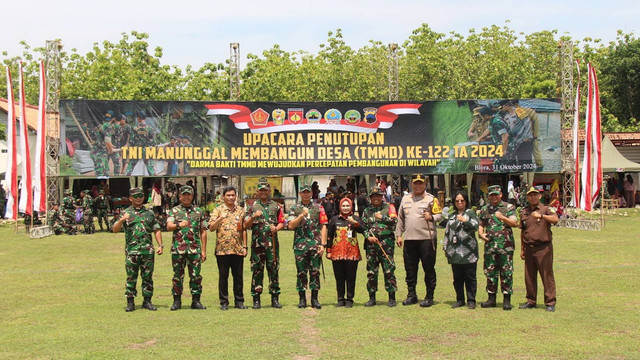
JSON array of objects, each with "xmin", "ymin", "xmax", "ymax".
[{"xmin": 1, "ymin": 210, "xmax": 639, "ymax": 359}]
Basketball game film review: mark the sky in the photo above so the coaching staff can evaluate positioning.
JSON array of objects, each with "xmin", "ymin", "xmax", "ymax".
[{"xmin": 1, "ymin": 0, "xmax": 638, "ymax": 70}]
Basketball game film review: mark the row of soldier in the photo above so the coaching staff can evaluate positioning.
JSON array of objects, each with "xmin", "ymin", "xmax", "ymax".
[
  {"xmin": 48, "ymin": 189, "xmax": 112, "ymax": 235},
  {"xmin": 116, "ymin": 175, "xmax": 558, "ymax": 312},
  {"xmin": 84, "ymin": 110, "xmax": 194, "ymax": 177}
]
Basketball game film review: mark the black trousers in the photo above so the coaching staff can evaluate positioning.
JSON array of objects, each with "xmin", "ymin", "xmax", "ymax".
[
  {"xmin": 216, "ymin": 254, "xmax": 244, "ymax": 305},
  {"xmin": 403, "ymin": 239, "xmax": 437, "ymax": 296},
  {"xmin": 331, "ymin": 260, "xmax": 358, "ymax": 301},
  {"xmin": 451, "ymin": 263, "xmax": 477, "ymax": 303}
]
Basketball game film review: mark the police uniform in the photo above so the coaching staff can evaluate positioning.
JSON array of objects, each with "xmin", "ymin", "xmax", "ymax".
[{"xmin": 395, "ymin": 174, "xmax": 442, "ymax": 307}]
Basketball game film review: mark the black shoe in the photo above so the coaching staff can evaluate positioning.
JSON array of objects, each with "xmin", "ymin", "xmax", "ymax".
[
  {"xmin": 545, "ymin": 305, "xmax": 556, "ymax": 312},
  {"xmin": 402, "ymin": 289, "xmax": 418, "ymax": 306},
  {"xmin": 365, "ymin": 293, "xmax": 376, "ymax": 307},
  {"xmin": 170, "ymin": 295, "xmax": 181, "ymax": 311},
  {"xmin": 345, "ymin": 299, "xmax": 354, "ymax": 308},
  {"xmin": 220, "ymin": 303, "xmax": 229, "ymax": 311},
  {"xmin": 519, "ymin": 302, "xmax": 537, "ymax": 310},
  {"xmin": 481, "ymin": 293, "xmax": 497, "ymax": 308},
  {"xmin": 125, "ymin": 297, "xmax": 135, "ymax": 312},
  {"xmin": 467, "ymin": 301, "xmax": 476, "ymax": 309},
  {"xmin": 503, "ymin": 294, "xmax": 512, "ymax": 311},
  {"xmin": 142, "ymin": 297, "xmax": 157, "ymax": 311},
  {"xmin": 271, "ymin": 294, "xmax": 282, "ymax": 309},
  {"xmin": 298, "ymin": 291, "xmax": 307, "ymax": 308},
  {"xmin": 336, "ymin": 299, "xmax": 346, "ymax": 307},
  {"xmin": 388, "ymin": 292, "xmax": 396, "ymax": 307},
  {"xmin": 451, "ymin": 300, "xmax": 465, "ymax": 309},
  {"xmin": 310, "ymin": 290, "xmax": 321, "ymax": 309},
  {"xmin": 191, "ymin": 294, "xmax": 206, "ymax": 310},
  {"xmin": 235, "ymin": 302, "xmax": 247, "ymax": 309},
  {"xmin": 252, "ymin": 295, "xmax": 261, "ymax": 309},
  {"xmin": 419, "ymin": 298, "xmax": 434, "ymax": 308}
]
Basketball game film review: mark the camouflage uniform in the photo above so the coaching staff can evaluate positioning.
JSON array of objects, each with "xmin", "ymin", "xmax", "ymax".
[
  {"xmin": 168, "ymin": 201, "xmax": 208, "ymax": 296},
  {"xmin": 488, "ymin": 113, "xmax": 510, "ymax": 167},
  {"xmin": 479, "ymin": 198, "xmax": 516, "ymax": 295},
  {"xmin": 81, "ymin": 191, "xmax": 95, "ymax": 234},
  {"xmin": 95, "ymin": 192, "xmax": 111, "ymax": 231},
  {"xmin": 165, "ymin": 181, "xmax": 177, "ymax": 209},
  {"xmin": 61, "ymin": 190, "xmax": 77, "ymax": 232},
  {"xmin": 116, "ymin": 118, "xmax": 132, "ymax": 174},
  {"xmin": 120, "ymin": 201, "xmax": 161, "ymax": 299},
  {"xmin": 247, "ymin": 198, "xmax": 285, "ymax": 297},
  {"xmin": 286, "ymin": 200, "xmax": 328, "ymax": 292},
  {"xmin": 0, "ymin": 187, "xmax": 6, "ymax": 219},
  {"xmin": 362, "ymin": 201, "xmax": 398, "ymax": 294},
  {"xmin": 91, "ymin": 114, "xmax": 117, "ymax": 176},
  {"xmin": 125, "ymin": 116, "xmax": 155, "ymax": 176},
  {"xmin": 181, "ymin": 138, "xmax": 193, "ymax": 175},
  {"xmin": 47, "ymin": 207, "xmax": 73, "ymax": 235}
]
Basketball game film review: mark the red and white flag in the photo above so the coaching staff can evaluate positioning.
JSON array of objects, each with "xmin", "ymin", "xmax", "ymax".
[
  {"xmin": 580, "ymin": 64, "xmax": 593, "ymax": 211},
  {"xmin": 589, "ymin": 65, "xmax": 602, "ymax": 207},
  {"xmin": 33, "ymin": 61, "xmax": 47, "ymax": 213},
  {"xmin": 571, "ymin": 60, "xmax": 581, "ymax": 207},
  {"xmin": 4, "ymin": 68, "xmax": 18, "ymax": 220},
  {"xmin": 18, "ymin": 62, "xmax": 33, "ymax": 216}
]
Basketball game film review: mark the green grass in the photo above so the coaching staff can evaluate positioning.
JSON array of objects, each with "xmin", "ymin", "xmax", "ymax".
[{"xmin": 1, "ymin": 210, "xmax": 639, "ymax": 359}]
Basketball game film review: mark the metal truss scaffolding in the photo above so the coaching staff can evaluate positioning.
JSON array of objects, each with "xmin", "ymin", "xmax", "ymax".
[
  {"xmin": 45, "ymin": 40, "xmax": 62, "ymax": 208},
  {"xmin": 559, "ymin": 40, "xmax": 575, "ymax": 207},
  {"xmin": 388, "ymin": 43, "xmax": 399, "ymax": 101},
  {"xmin": 229, "ymin": 43, "xmax": 240, "ymax": 101}
]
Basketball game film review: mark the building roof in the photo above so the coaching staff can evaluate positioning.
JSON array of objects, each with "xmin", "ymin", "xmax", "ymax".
[
  {"xmin": 0, "ymin": 98, "xmax": 39, "ymax": 131},
  {"xmin": 562, "ymin": 129, "xmax": 640, "ymax": 146}
]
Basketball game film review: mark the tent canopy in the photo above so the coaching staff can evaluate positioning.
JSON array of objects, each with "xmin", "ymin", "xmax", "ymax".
[{"xmin": 601, "ymin": 135, "xmax": 640, "ymax": 173}]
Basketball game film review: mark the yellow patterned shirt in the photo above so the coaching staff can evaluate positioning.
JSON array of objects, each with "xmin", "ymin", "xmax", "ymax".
[{"xmin": 211, "ymin": 204, "xmax": 245, "ymax": 255}]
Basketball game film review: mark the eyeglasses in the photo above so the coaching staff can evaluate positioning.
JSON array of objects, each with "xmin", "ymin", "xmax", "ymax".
[{"xmin": 131, "ymin": 194, "xmax": 144, "ymax": 199}]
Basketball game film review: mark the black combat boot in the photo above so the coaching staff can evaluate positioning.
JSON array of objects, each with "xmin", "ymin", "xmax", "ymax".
[
  {"xmin": 402, "ymin": 286, "xmax": 418, "ymax": 306},
  {"xmin": 311, "ymin": 290, "xmax": 322, "ymax": 309},
  {"xmin": 345, "ymin": 299, "xmax": 354, "ymax": 308},
  {"xmin": 503, "ymin": 294, "xmax": 512, "ymax": 311},
  {"xmin": 125, "ymin": 297, "xmax": 135, "ymax": 312},
  {"xmin": 191, "ymin": 294, "xmax": 206, "ymax": 309},
  {"xmin": 365, "ymin": 293, "xmax": 376, "ymax": 307},
  {"xmin": 252, "ymin": 295, "xmax": 261, "ymax": 309},
  {"xmin": 170, "ymin": 295, "xmax": 181, "ymax": 311},
  {"xmin": 481, "ymin": 293, "xmax": 497, "ymax": 308},
  {"xmin": 235, "ymin": 301, "xmax": 247, "ymax": 309},
  {"xmin": 142, "ymin": 297, "xmax": 157, "ymax": 311},
  {"xmin": 271, "ymin": 294, "xmax": 282, "ymax": 309},
  {"xmin": 420, "ymin": 289, "xmax": 435, "ymax": 308},
  {"xmin": 388, "ymin": 292, "xmax": 397, "ymax": 307},
  {"xmin": 298, "ymin": 291, "xmax": 307, "ymax": 308}
]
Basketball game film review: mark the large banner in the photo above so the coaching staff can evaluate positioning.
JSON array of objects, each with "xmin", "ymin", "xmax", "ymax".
[{"xmin": 60, "ymin": 99, "xmax": 561, "ymax": 177}]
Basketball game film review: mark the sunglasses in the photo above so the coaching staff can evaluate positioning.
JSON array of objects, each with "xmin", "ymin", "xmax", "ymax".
[
  {"xmin": 131, "ymin": 194, "xmax": 144, "ymax": 199},
  {"xmin": 455, "ymin": 199, "xmax": 465, "ymax": 203}
]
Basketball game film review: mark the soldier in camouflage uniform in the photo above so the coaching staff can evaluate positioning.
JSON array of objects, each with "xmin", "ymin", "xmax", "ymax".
[
  {"xmin": 181, "ymin": 136, "xmax": 193, "ymax": 175},
  {"xmin": 477, "ymin": 106, "xmax": 510, "ymax": 168},
  {"xmin": 244, "ymin": 179, "xmax": 285, "ymax": 309},
  {"xmin": 286, "ymin": 184, "xmax": 328, "ymax": 309},
  {"xmin": 478, "ymin": 185, "xmax": 519, "ymax": 310},
  {"xmin": 80, "ymin": 190, "xmax": 95, "ymax": 234},
  {"xmin": 518, "ymin": 178, "xmax": 529, "ymax": 209},
  {"xmin": 362, "ymin": 186, "xmax": 398, "ymax": 307},
  {"xmin": 113, "ymin": 187, "xmax": 164, "ymax": 312},
  {"xmin": 95, "ymin": 190, "xmax": 111, "ymax": 232},
  {"xmin": 47, "ymin": 203, "xmax": 75, "ymax": 235},
  {"xmin": 125, "ymin": 112, "xmax": 155, "ymax": 176},
  {"xmin": 164, "ymin": 178, "xmax": 177, "ymax": 210},
  {"xmin": 167, "ymin": 185, "xmax": 208, "ymax": 310},
  {"xmin": 91, "ymin": 110, "xmax": 118, "ymax": 176},
  {"xmin": 115, "ymin": 114, "xmax": 131, "ymax": 175},
  {"xmin": 62, "ymin": 189, "xmax": 78, "ymax": 233}
]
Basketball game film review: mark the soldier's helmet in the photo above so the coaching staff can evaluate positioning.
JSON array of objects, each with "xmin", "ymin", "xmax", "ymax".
[{"xmin": 64, "ymin": 189, "xmax": 72, "ymax": 195}]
